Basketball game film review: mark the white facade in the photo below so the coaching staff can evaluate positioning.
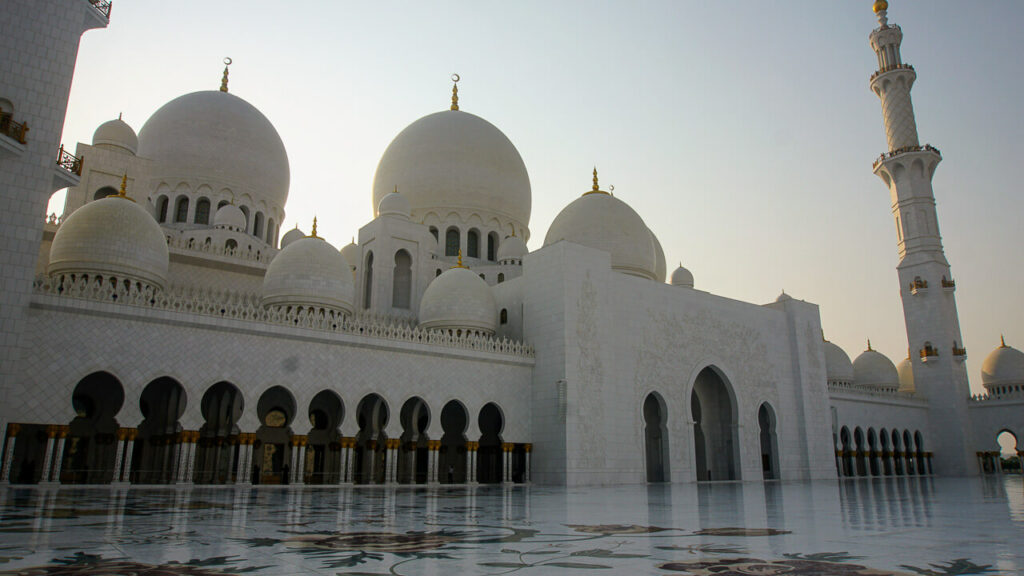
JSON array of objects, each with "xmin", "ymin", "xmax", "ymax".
[{"xmin": 1, "ymin": 1, "xmax": 1022, "ymax": 488}]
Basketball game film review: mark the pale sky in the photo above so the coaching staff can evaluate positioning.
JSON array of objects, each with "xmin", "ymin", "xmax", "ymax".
[{"xmin": 55, "ymin": 1, "xmax": 1024, "ymax": 396}]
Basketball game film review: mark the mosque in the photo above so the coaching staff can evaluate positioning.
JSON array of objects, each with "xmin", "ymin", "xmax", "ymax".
[{"xmin": 0, "ymin": 1, "xmax": 1021, "ymax": 488}]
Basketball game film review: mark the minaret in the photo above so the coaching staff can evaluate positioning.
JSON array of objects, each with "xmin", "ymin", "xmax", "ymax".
[{"xmin": 868, "ymin": 1, "xmax": 976, "ymax": 476}]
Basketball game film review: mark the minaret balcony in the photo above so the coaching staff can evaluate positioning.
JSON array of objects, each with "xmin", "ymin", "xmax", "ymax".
[
  {"xmin": 870, "ymin": 63, "xmax": 914, "ymax": 83},
  {"xmin": 941, "ymin": 277, "xmax": 956, "ymax": 292},
  {"xmin": 952, "ymin": 346, "xmax": 967, "ymax": 361},
  {"xmin": 0, "ymin": 109, "xmax": 28, "ymax": 158},
  {"xmin": 919, "ymin": 344, "xmax": 939, "ymax": 363},
  {"xmin": 872, "ymin": 144, "xmax": 941, "ymax": 171},
  {"xmin": 909, "ymin": 278, "xmax": 928, "ymax": 295},
  {"xmin": 52, "ymin": 145, "xmax": 83, "ymax": 191},
  {"xmin": 86, "ymin": 0, "xmax": 112, "ymax": 18}
]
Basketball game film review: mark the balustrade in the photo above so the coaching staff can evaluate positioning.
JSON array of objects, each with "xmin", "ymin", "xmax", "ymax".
[{"xmin": 55, "ymin": 145, "xmax": 83, "ymax": 175}]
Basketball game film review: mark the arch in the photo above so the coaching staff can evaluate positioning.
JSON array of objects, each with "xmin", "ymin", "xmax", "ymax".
[
  {"xmin": 840, "ymin": 426, "xmax": 853, "ymax": 477},
  {"xmin": 239, "ymin": 205, "xmax": 250, "ymax": 232},
  {"xmin": 266, "ymin": 218, "xmax": 276, "ymax": 246},
  {"xmin": 398, "ymin": 397, "xmax": 430, "ymax": 484},
  {"xmin": 439, "ymin": 400, "xmax": 468, "ymax": 484},
  {"xmin": 758, "ymin": 402, "xmax": 779, "ymax": 480},
  {"xmin": 306, "ymin": 390, "xmax": 344, "ymax": 484},
  {"xmin": 392, "ymin": 249, "xmax": 412, "ymax": 309},
  {"xmin": 690, "ymin": 366, "xmax": 739, "ymax": 481},
  {"xmin": 217, "ymin": 199, "xmax": 230, "ymax": 210},
  {"xmin": 429, "ymin": 226, "xmax": 439, "ymax": 243},
  {"xmin": 156, "ymin": 195, "xmax": 169, "ymax": 222},
  {"xmin": 497, "ymin": 273, "xmax": 505, "ymax": 284},
  {"xmin": 914, "ymin": 430, "xmax": 926, "ymax": 474},
  {"xmin": 363, "ymin": 252, "xmax": 374, "ymax": 309},
  {"xmin": 477, "ymin": 402, "xmax": 505, "ymax": 484},
  {"xmin": 445, "ymin": 227, "xmax": 460, "ymax": 257},
  {"xmin": 643, "ymin": 392, "xmax": 670, "ymax": 482},
  {"xmin": 997, "ymin": 430, "xmax": 1020, "ymax": 474},
  {"xmin": 487, "ymin": 231, "xmax": 498, "ymax": 261},
  {"xmin": 195, "ymin": 382, "xmax": 244, "ymax": 484},
  {"xmin": 225, "ymin": 239, "xmax": 237, "ymax": 251},
  {"xmin": 174, "ymin": 195, "xmax": 189, "ymax": 223},
  {"xmin": 253, "ymin": 211, "xmax": 264, "ymax": 239},
  {"xmin": 903, "ymin": 430, "xmax": 915, "ymax": 474},
  {"xmin": 867, "ymin": 428, "xmax": 880, "ymax": 476},
  {"xmin": 353, "ymin": 394, "xmax": 389, "ymax": 484},
  {"xmin": 131, "ymin": 377, "xmax": 186, "ymax": 484},
  {"xmin": 254, "ymin": 386, "xmax": 297, "ymax": 484},
  {"xmin": 880, "ymin": 428, "xmax": 892, "ymax": 476},
  {"xmin": 93, "ymin": 186, "xmax": 117, "ymax": 201},
  {"xmin": 500, "ymin": 309, "xmax": 508, "ymax": 325},
  {"xmin": 891, "ymin": 429, "xmax": 904, "ymax": 475},
  {"xmin": 854, "ymin": 427, "xmax": 866, "ymax": 476},
  {"xmin": 467, "ymin": 228, "xmax": 480, "ymax": 259},
  {"xmin": 59, "ymin": 372, "xmax": 125, "ymax": 484},
  {"xmin": 194, "ymin": 198, "xmax": 211, "ymax": 225}
]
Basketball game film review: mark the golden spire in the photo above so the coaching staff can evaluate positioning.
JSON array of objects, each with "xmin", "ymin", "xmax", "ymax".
[
  {"xmin": 452, "ymin": 249, "xmax": 468, "ymax": 269},
  {"xmin": 583, "ymin": 167, "xmax": 609, "ymax": 196},
  {"xmin": 1000, "ymin": 334, "xmax": 1007, "ymax": 348},
  {"xmin": 450, "ymin": 73, "xmax": 460, "ymax": 111},
  {"xmin": 108, "ymin": 173, "xmax": 136, "ymax": 202},
  {"xmin": 309, "ymin": 216, "xmax": 319, "ymax": 238},
  {"xmin": 873, "ymin": 0, "xmax": 888, "ymax": 14},
  {"xmin": 867, "ymin": 339, "xmax": 873, "ymax": 351},
  {"xmin": 220, "ymin": 57, "xmax": 232, "ymax": 92}
]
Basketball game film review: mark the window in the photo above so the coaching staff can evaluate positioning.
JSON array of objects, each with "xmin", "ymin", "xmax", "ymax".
[
  {"xmin": 225, "ymin": 239, "xmax": 237, "ymax": 251},
  {"xmin": 239, "ymin": 206, "xmax": 250, "ymax": 232},
  {"xmin": 363, "ymin": 252, "xmax": 374, "ymax": 309},
  {"xmin": 436, "ymin": 269, "xmax": 442, "ymax": 277},
  {"xmin": 266, "ymin": 219, "xmax": 276, "ymax": 245},
  {"xmin": 500, "ymin": 309, "xmax": 508, "ymax": 325},
  {"xmin": 497, "ymin": 273, "xmax": 505, "ymax": 283},
  {"xmin": 174, "ymin": 196, "xmax": 189, "ymax": 223},
  {"xmin": 93, "ymin": 186, "xmax": 116, "ymax": 201},
  {"xmin": 467, "ymin": 229, "xmax": 480, "ymax": 258},
  {"xmin": 487, "ymin": 232, "xmax": 498, "ymax": 261},
  {"xmin": 429, "ymin": 226, "xmax": 438, "ymax": 242},
  {"xmin": 253, "ymin": 212, "xmax": 264, "ymax": 239},
  {"xmin": 445, "ymin": 228, "xmax": 459, "ymax": 257},
  {"xmin": 156, "ymin": 196, "xmax": 169, "ymax": 223},
  {"xmin": 194, "ymin": 198, "xmax": 211, "ymax": 225},
  {"xmin": 392, "ymin": 250, "xmax": 412, "ymax": 309}
]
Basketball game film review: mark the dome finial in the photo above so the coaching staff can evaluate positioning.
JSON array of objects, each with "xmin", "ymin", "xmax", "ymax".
[
  {"xmin": 109, "ymin": 173, "xmax": 136, "ymax": 202},
  {"xmin": 220, "ymin": 57, "xmax": 232, "ymax": 92},
  {"xmin": 1001, "ymin": 334, "xmax": 1007, "ymax": 348},
  {"xmin": 867, "ymin": 338, "xmax": 873, "ymax": 351},
  {"xmin": 118, "ymin": 111, "xmax": 122, "ymax": 121},
  {"xmin": 309, "ymin": 216, "xmax": 319, "ymax": 239},
  {"xmin": 450, "ymin": 73, "xmax": 460, "ymax": 111},
  {"xmin": 452, "ymin": 249, "xmax": 468, "ymax": 269},
  {"xmin": 584, "ymin": 167, "xmax": 609, "ymax": 196},
  {"xmin": 873, "ymin": 1, "xmax": 889, "ymax": 26}
]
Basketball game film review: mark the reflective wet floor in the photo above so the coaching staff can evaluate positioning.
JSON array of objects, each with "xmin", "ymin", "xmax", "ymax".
[{"xmin": 0, "ymin": 476, "xmax": 1021, "ymax": 575}]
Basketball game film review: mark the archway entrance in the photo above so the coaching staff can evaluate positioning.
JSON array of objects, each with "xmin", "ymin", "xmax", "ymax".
[
  {"xmin": 691, "ymin": 367, "xmax": 739, "ymax": 481},
  {"xmin": 132, "ymin": 377, "xmax": 186, "ymax": 484},
  {"xmin": 195, "ymin": 382, "xmax": 243, "ymax": 484},
  {"xmin": 61, "ymin": 372, "xmax": 125, "ymax": 484},
  {"xmin": 758, "ymin": 402, "xmax": 779, "ymax": 480},
  {"xmin": 840, "ymin": 427, "xmax": 853, "ymax": 476},
  {"xmin": 439, "ymin": 401, "xmax": 468, "ymax": 484},
  {"xmin": 997, "ymin": 430, "xmax": 1020, "ymax": 474},
  {"xmin": 398, "ymin": 397, "xmax": 430, "ymax": 484},
  {"xmin": 307, "ymin": 390, "xmax": 344, "ymax": 485},
  {"xmin": 643, "ymin": 393, "xmax": 669, "ymax": 482},
  {"xmin": 867, "ymin": 428, "xmax": 880, "ymax": 476},
  {"xmin": 854, "ymin": 428, "xmax": 867, "ymax": 476},
  {"xmin": 477, "ymin": 403, "xmax": 505, "ymax": 484},
  {"xmin": 353, "ymin": 394, "xmax": 388, "ymax": 484}
]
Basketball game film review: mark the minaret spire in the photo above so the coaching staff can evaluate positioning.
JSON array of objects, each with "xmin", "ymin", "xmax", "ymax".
[
  {"xmin": 220, "ymin": 57, "xmax": 232, "ymax": 92},
  {"xmin": 450, "ymin": 74, "xmax": 460, "ymax": 111}
]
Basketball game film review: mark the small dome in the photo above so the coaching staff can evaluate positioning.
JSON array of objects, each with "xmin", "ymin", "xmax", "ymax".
[
  {"xmin": 418, "ymin": 266, "xmax": 497, "ymax": 334},
  {"xmin": 651, "ymin": 230, "xmax": 666, "ymax": 283},
  {"xmin": 137, "ymin": 90, "xmax": 290, "ymax": 212},
  {"xmin": 897, "ymin": 357, "xmax": 915, "ymax": 393},
  {"xmin": 670, "ymin": 264, "xmax": 694, "ymax": 288},
  {"xmin": 373, "ymin": 109, "xmax": 531, "ymax": 234},
  {"xmin": 496, "ymin": 234, "xmax": 528, "ymax": 263},
  {"xmin": 853, "ymin": 347, "xmax": 899, "ymax": 389},
  {"xmin": 213, "ymin": 203, "xmax": 246, "ymax": 231},
  {"xmin": 92, "ymin": 117, "xmax": 138, "ymax": 154},
  {"xmin": 49, "ymin": 194, "xmax": 169, "ymax": 289},
  {"xmin": 280, "ymin": 226, "xmax": 305, "ymax": 249},
  {"xmin": 823, "ymin": 341, "xmax": 854, "ymax": 383},
  {"xmin": 775, "ymin": 291, "xmax": 793, "ymax": 302},
  {"xmin": 981, "ymin": 339, "xmax": 1024, "ymax": 389},
  {"xmin": 377, "ymin": 189, "xmax": 411, "ymax": 219},
  {"xmin": 340, "ymin": 239, "xmax": 359, "ymax": 272},
  {"xmin": 262, "ymin": 236, "xmax": 354, "ymax": 315},
  {"xmin": 544, "ymin": 184, "xmax": 656, "ymax": 280}
]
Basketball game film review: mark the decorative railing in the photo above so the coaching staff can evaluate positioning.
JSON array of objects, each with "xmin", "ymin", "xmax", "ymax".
[
  {"xmin": 941, "ymin": 277, "xmax": 956, "ymax": 289},
  {"xmin": 0, "ymin": 108, "xmax": 28, "ymax": 144},
  {"xmin": 952, "ymin": 345, "xmax": 967, "ymax": 357},
  {"xmin": 909, "ymin": 278, "xmax": 927, "ymax": 294},
  {"xmin": 919, "ymin": 344, "xmax": 939, "ymax": 360},
  {"xmin": 827, "ymin": 381, "xmax": 925, "ymax": 402},
  {"xmin": 971, "ymin": 389, "xmax": 1024, "ymax": 403},
  {"xmin": 870, "ymin": 62, "xmax": 914, "ymax": 82},
  {"xmin": 55, "ymin": 145, "xmax": 83, "ymax": 175},
  {"xmin": 32, "ymin": 274, "xmax": 535, "ymax": 359},
  {"xmin": 166, "ymin": 234, "xmax": 274, "ymax": 265},
  {"xmin": 873, "ymin": 144, "xmax": 941, "ymax": 170},
  {"xmin": 88, "ymin": 0, "xmax": 112, "ymax": 18}
]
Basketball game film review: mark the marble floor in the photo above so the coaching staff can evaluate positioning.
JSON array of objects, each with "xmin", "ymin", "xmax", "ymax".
[{"xmin": 0, "ymin": 476, "xmax": 1021, "ymax": 575}]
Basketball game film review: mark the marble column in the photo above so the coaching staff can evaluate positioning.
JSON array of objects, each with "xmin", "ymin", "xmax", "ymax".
[
  {"xmin": 289, "ymin": 438, "xmax": 300, "ymax": 484},
  {"xmin": 179, "ymin": 431, "xmax": 197, "ymax": 484},
  {"xmin": 120, "ymin": 429, "xmax": 137, "ymax": 483},
  {"xmin": 427, "ymin": 440, "xmax": 440, "ymax": 484},
  {"xmin": 0, "ymin": 423, "xmax": 19, "ymax": 484},
  {"xmin": 386, "ymin": 439, "xmax": 399, "ymax": 484},
  {"xmin": 340, "ymin": 438, "xmax": 353, "ymax": 484},
  {"xmin": 236, "ymin": 434, "xmax": 254, "ymax": 485},
  {"xmin": 524, "ymin": 444, "xmax": 531, "ymax": 483},
  {"xmin": 295, "ymin": 436, "xmax": 307, "ymax": 485},
  {"xmin": 111, "ymin": 428, "xmax": 129, "ymax": 485},
  {"xmin": 467, "ymin": 441, "xmax": 478, "ymax": 484},
  {"xmin": 49, "ymin": 426, "xmax": 68, "ymax": 483},
  {"xmin": 38, "ymin": 426, "xmax": 57, "ymax": 485},
  {"xmin": 502, "ymin": 443, "xmax": 512, "ymax": 483}
]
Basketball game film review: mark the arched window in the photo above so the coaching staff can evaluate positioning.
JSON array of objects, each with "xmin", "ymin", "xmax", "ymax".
[
  {"xmin": 253, "ymin": 211, "xmax": 264, "ymax": 239},
  {"xmin": 363, "ymin": 252, "xmax": 374, "ymax": 309},
  {"xmin": 436, "ymin": 269, "xmax": 442, "ymax": 277},
  {"xmin": 500, "ymin": 309, "xmax": 508, "ymax": 325},
  {"xmin": 487, "ymin": 232, "xmax": 498, "ymax": 261},
  {"xmin": 174, "ymin": 196, "xmax": 189, "ymax": 223},
  {"xmin": 217, "ymin": 200, "xmax": 229, "ymax": 210},
  {"xmin": 156, "ymin": 196, "xmax": 169, "ymax": 222},
  {"xmin": 266, "ymin": 218, "xmax": 276, "ymax": 245},
  {"xmin": 479, "ymin": 273, "xmax": 485, "ymax": 280},
  {"xmin": 194, "ymin": 198, "xmax": 211, "ymax": 225},
  {"xmin": 392, "ymin": 250, "xmax": 412, "ymax": 309},
  {"xmin": 93, "ymin": 186, "xmax": 116, "ymax": 201},
  {"xmin": 239, "ymin": 206, "xmax": 250, "ymax": 233},
  {"xmin": 225, "ymin": 239, "xmax": 237, "ymax": 251},
  {"xmin": 497, "ymin": 273, "xmax": 505, "ymax": 284},
  {"xmin": 467, "ymin": 229, "xmax": 480, "ymax": 259},
  {"xmin": 429, "ymin": 226, "xmax": 438, "ymax": 242},
  {"xmin": 445, "ymin": 228, "xmax": 459, "ymax": 257}
]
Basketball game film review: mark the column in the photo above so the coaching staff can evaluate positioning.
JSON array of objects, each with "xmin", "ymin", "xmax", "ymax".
[
  {"xmin": 178, "ymin": 431, "xmax": 197, "ymax": 484},
  {"xmin": 386, "ymin": 439, "xmax": 399, "ymax": 484},
  {"xmin": 427, "ymin": 440, "xmax": 440, "ymax": 484},
  {"xmin": 835, "ymin": 450, "xmax": 843, "ymax": 477},
  {"xmin": 289, "ymin": 438, "xmax": 300, "ymax": 484},
  {"xmin": 235, "ymin": 434, "xmax": 253, "ymax": 485},
  {"xmin": 502, "ymin": 443, "xmax": 512, "ymax": 484},
  {"xmin": 111, "ymin": 428, "xmax": 128, "ymax": 485},
  {"xmin": 49, "ymin": 426, "xmax": 69, "ymax": 483},
  {"xmin": 120, "ymin": 429, "xmax": 137, "ymax": 483},
  {"xmin": 295, "ymin": 436, "xmax": 307, "ymax": 485},
  {"xmin": 38, "ymin": 426, "xmax": 57, "ymax": 485},
  {"xmin": 467, "ymin": 442, "xmax": 478, "ymax": 484},
  {"xmin": 524, "ymin": 444, "xmax": 531, "ymax": 483},
  {"xmin": 340, "ymin": 438, "xmax": 353, "ymax": 484},
  {"xmin": 0, "ymin": 423, "xmax": 19, "ymax": 483}
]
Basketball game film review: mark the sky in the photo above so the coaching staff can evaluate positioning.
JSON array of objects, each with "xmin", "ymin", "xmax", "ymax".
[{"xmin": 54, "ymin": 1, "xmax": 1024, "ymax": 397}]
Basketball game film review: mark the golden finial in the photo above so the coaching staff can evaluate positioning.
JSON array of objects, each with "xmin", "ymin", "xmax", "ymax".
[
  {"xmin": 309, "ymin": 216, "xmax": 319, "ymax": 238},
  {"xmin": 873, "ymin": 0, "xmax": 888, "ymax": 14},
  {"xmin": 1000, "ymin": 334, "xmax": 1007, "ymax": 348},
  {"xmin": 867, "ymin": 339, "xmax": 872, "ymax": 351},
  {"xmin": 107, "ymin": 173, "xmax": 136, "ymax": 202},
  {"xmin": 450, "ymin": 74, "xmax": 460, "ymax": 111},
  {"xmin": 220, "ymin": 57, "xmax": 232, "ymax": 92},
  {"xmin": 583, "ymin": 167, "xmax": 609, "ymax": 196},
  {"xmin": 511, "ymin": 224, "xmax": 516, "ymax": 238},
  {"xmin": 452, "ymin": 249, "xmax": 468, "ymax": 269}
]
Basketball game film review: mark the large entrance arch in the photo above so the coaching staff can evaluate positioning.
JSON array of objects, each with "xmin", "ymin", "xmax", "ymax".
[
  {"xmin": 398, "ymin": 397, "xmax": 430, "ymax": 484},
  {"xmin": 61, "ymin": 372, "xmax": 125, "ymax": 484},
  {"xmin": 353, "ymin": 394, "xmax": 389, "ymax": 484},
  {"xmin": 691, "ymin": 367, "xmax": 739, "ymax": 481},
  {"xmin": 758, "ymin": 402, "xmax": 779, "ymax": 480},
  {"xmin": 132, "ymin": 377, "xmax": 186, "ymax": 484},
  {"xmin": 643, "ymin": 393, "xmax": 669, "ymax": 482},
  {"xmin": 477, "ymin": 403, "xmax": 505, "ymax": 484},
  {"xmin": 195, "ymin": 382, "xmax": 243, "ymax": 484},
  {"xmin": 439, "ymin": 401, "xmax": 468, "ymax": 484},
  {"xmin": 307, "ymin": 390, "xmax": 344, "ymax": 484}
]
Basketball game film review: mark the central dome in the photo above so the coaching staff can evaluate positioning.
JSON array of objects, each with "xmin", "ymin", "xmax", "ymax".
[
  {"xmin": 372, "ymin": 110, "xmax": 531, "ymax": 235},
  {"xmin": 137, "ymin": 90, "xmax": 290, "ymax": 210}
]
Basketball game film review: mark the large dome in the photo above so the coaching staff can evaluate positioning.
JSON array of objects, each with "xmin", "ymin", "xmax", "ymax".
[
  {"xmin": 372, "ymin": 109, "xmax": 531, "ymax": 234},
  {"xmin": 418, "ymin": 266, "xmax": 497, "ymax": 335},
  {"xmin": 137, "ymin": 90, "xmax": 289, "ymax": 210},
  {"xmin": 853, "ymin": 346, "xmax": 899, "ymax": 389},
  {"xmin": 981, "ymin": 339, "xmax": 1024, "ymax": 389},
  {"xmin": 544, "ymin": 185, "xmax": 657, "ymax": 280},
  {"xmin": 49, "ymin": 193, "xmax": 169, "ymax": 289},
  {"xmin": 262, "ymin": 236, "xmax": 353, "ymax": 315},
  {"xmin": 824, "ymin": 341, "xmax": 854, "ymax": 383}
]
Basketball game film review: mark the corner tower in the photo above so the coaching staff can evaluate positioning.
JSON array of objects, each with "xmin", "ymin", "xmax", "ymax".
[{"xmin": 868, "ymin": 1, "xmax": 976, "ymax": 475}]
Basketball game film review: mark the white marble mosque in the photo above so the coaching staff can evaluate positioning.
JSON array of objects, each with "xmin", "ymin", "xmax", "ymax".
[{"xmin": 1, "ymin": 0, "xmax": 1023, "ymax": 496}]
